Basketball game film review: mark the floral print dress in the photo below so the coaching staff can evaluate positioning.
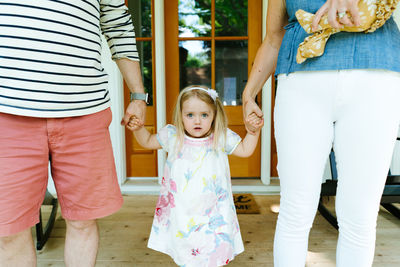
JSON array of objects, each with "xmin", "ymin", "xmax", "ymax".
[{"xmin": 147, "ymin": 125, "xmax": 244, "ymax": 267}]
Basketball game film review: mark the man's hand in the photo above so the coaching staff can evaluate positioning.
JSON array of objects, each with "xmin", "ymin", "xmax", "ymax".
[
  {"xmin": 115, "ymin": 59, "xmax": 147, "ymax": 132},
  {"xmin": 121, "ymin": 100, "xmax": 146, "ymax": 131},
  {"xmin": 312, "ymin": 0, "xmax": 361, "ymax": 31}
]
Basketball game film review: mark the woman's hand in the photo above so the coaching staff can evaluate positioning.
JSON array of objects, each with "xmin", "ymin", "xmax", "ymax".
[
  {"xmin": 312, "ymin": 0, "xmax": 361, "ymax": 31},
  {"xmin": 247, "ymin": 112, "xmax": 264, "ymax": 133},
  {"xmin": 243, "ymin": 97, "xmax": 263, "ymax": 135},
  {"xmin": 241, "ymin": 0, "xmax": 286, "ymax": 135}
]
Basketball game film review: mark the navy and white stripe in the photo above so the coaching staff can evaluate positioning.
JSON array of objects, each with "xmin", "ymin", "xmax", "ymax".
[{"xmin": 0, "ymin": 0, "xmax": 138, "ymax": 117}]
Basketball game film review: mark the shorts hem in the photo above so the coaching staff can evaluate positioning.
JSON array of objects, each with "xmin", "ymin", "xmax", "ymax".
[
  {"xmin": 61, "ymin": 197, "xmax": 123, "ymax": 221},
  {"xmin": 0, "ymin": 215, "xmax": 39, "ymax": 237}
]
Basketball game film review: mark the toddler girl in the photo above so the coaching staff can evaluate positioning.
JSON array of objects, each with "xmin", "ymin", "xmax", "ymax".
[{"xmin": 131, "ymin": 85, "xmax": 263, "ymax": 266}]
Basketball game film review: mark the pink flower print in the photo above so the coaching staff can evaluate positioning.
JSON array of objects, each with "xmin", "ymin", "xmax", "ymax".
[
  {"xmin": 167, "ymin": 192, "xmax": 175, "ymax": 208},
  {"xmin": 155, "ymin": 207, "xmax": 162, "ymax": 216},
  {"xmin": 154, "ymin": 202, "xmax": 169, "ymax": 224},
  {"xmin": 189, "ymin": 193, "xmax": 217, "ymax": 216},
  {"xmin": 156, "ymin": 208, "xmax": 163, "ymax": 217},
  {"xmin": 191, "ymin": 248, "xmax": 200, "ymax": 256},
  {"xmin": 161, "ymin": 177, "xmax": 166, "ymax": 185},
  {"xmin": 178, "ymin": 230, "xmax": 215, "ymax": 265},
  {"xmin": 170, "ymin": 180, "xmax": 177, "ymax": 192},
  {"xmin": 154, "ymin": 192, "xmax": 175, "ymax": 223},
  {"xmin": 208, "ymin": 242, "xmax": 233, "ymax": 267}
]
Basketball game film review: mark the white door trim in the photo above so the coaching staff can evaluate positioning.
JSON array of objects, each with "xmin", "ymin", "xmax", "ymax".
[
  {"xmin": 155, "ymin": 0, "xmax": 167, "ymax": 184},
  {"xmin": 101, "ymin": 37, "xmax": 127, "ymax": 186},
  {"xmin": 261, "ymin": 0, "xmax": 274, "ymax": 184}
]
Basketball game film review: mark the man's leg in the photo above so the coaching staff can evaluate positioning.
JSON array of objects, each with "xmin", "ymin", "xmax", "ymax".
[
  {"xmin": 50, "ymin": 109, "xmax": 122, "ymax": 265},
  {"xmin": 64, "ymin": 219, "xmax": 99, "ymax": 267},
  {"xmin": 0, "ymin": 228, "xmax": 36, "ymax": 267},
  {"xmin": 0, "ymin": 113, "xmax": 50, "ymax": 267}
]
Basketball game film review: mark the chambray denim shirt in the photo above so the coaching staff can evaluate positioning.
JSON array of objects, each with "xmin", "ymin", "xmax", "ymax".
[{"xmin": 275, "ymin": 0, "xmax": 400, "ymax": 76}]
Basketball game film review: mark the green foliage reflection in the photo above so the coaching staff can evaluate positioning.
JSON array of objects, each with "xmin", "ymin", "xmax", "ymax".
[{"xmin": 179, "ymin": 0, "xmax": 248, "ymax": 37}]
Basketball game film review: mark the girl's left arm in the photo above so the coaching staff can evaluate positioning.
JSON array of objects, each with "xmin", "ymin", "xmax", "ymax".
[{"xmin": 231, "ymin": 130, "xmax": 261, "ymax": 158}]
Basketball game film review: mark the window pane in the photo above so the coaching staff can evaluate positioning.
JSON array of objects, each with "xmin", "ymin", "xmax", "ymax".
[
  {"xmin": 179, "ymin": 0, "xmax": 211, "ymax": 37},
  {"xmin": 128, "ymin": 0, "xmax": 152, "ymax": 38},
  {"xmin": 131, "ymin": 41, "xmax": 153, "ymax": 105},
  {"xmin": 179, "ymin": 41, "xmax": 211, "ymax": 89},
  {"xmin": 215, "ymin": 0, "xmax": 248, "ymax": 36},
  {"xmin": 215, "ymin": 40, "xmax": 248, "ymax": 106}
]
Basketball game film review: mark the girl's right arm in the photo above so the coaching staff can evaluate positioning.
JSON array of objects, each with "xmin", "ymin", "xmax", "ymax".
[
  {"xmin": 242, "ymin": 0, "xmax": 288, "ymax": 134},
  {"xmin": 129, "ymin": 117, "xmax": 162, "ymax": 150},
  {"xmin": 133, "ymin": 127, "xmax": 162, "ymax": 150}
]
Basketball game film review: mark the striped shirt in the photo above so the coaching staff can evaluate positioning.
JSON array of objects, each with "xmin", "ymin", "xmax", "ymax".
[{"xmin": 0, "ymin": 0, "xmax": 139, "ymax": 117}]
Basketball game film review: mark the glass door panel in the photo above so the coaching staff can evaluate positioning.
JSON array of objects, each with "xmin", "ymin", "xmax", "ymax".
[
  {"xmin": 179, "ymin": 0, "xmax": 211, "ymax": 37},
  {"xmin": 215, "ymin": 0, "xmax": 248, "ymax": 36},
  {"xmin": 179, "ymin": 40, "xmax": 212, "ymax": 88},
  {"xmin": 128, "ymin": 0, "xmax": 152, "ymax": 38},
  {"xmin": 215, "ymin": 40, "xmax": 248, "ymax": 106}
]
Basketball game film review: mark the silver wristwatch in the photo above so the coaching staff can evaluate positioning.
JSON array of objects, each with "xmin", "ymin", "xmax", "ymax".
[{"xmin": 132, "ymin": 92, "xmax": 149, "ymax": 104}]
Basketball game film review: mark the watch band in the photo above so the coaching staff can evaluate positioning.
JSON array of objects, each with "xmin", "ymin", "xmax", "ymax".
[{"xmin": 132, "ymin": 92, "xmax": 149, "ymax": 103}]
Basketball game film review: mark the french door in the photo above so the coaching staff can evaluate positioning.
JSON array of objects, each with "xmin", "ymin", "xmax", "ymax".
[
  {"xmin": 124, "ymin": 0, "xmax": 275, "ymax": 178},
  {"xmin": 165, "ymin": 0, "xmax": 263, "ymax": 177}
]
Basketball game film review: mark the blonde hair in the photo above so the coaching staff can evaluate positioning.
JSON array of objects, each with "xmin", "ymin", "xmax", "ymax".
[{"xmin": 172, "ymin": 85, "xmax": 228, "ymax": 151}]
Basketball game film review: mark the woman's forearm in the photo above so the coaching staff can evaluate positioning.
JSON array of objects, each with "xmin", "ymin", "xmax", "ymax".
[
  {"xmin": 242, "ymin": 39, "xmax": 281, "ymax": 101},
  {"xmin": 242, "ymin": 0, "xmax": 287, "ymax": 102}
]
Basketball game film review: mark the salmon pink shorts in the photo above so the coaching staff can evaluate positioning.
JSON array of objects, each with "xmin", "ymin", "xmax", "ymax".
[{"xmin": 0, "ymin": 108, "xmax": 123, "ymax": 236}]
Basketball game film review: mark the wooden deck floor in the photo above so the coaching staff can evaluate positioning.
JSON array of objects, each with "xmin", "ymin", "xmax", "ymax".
[{"xmin": 35, "ymin": 195, "xmax": 400, "ymax": 266}]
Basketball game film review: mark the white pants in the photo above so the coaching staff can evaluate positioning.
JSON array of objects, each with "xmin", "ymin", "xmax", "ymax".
[{"xmin": 273, "ymin": 69, "xmax": 400, "ymax": 267}]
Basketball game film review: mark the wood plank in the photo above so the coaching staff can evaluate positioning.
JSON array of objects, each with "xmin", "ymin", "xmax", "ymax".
[{"xmin": 36, "ymin": 195, "xmax": 400, "ymax": 266}]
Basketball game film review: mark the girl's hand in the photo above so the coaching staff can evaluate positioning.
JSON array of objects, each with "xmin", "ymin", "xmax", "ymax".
[
  {"xmin": 127, "ymin": 115, "xmax": 143, "ymax": 131},
  {"xmin": 121, "ymin": 99, "xmax": 146, "ymax": 131},
  {"xmin": 312, "ymin": 0, "xmax": 361, "ymax": 31},
  {"xmin": 243, "ymin": 98, "xmax": 263, "ymax": 135},
  {"xmin": 247, "ymin": 112, "xmax": 264, "ymax": 133}
]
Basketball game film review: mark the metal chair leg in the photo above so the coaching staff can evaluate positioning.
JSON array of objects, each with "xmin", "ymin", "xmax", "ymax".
[
  {"xmin": 35, "ymin": 192, "xmax": 58, "ymax": 250},
  {"xmin": 381, "ymin": 203, "xmax": 400, "ymax": 219},
  {"xmin": 317, "ymin": 198, "xmax": 338, "ymax": 230}
]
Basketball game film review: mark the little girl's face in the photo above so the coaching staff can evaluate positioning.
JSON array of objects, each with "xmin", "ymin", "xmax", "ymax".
[{"xmin": 181, "ymin": 97, "xmax": 214, "ymax": 138}]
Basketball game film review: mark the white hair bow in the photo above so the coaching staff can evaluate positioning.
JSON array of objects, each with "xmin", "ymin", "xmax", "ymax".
[{"xmin": 185, "ymin": 87, "xmax": 219, "ymax": 102}]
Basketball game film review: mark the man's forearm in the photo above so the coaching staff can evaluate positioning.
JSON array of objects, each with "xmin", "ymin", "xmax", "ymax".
[{"xmin": 116, "ymin": 58, "xmax": 145, "ymax": 93}]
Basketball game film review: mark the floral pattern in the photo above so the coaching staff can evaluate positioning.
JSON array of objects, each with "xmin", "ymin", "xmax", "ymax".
[
  {"xmin": 295, "ymin": 0, "xmax": 399, "ymax": 63},
  {"xmin": 148, "ymin": 125, "xmax": 244, "ymax": 267}
]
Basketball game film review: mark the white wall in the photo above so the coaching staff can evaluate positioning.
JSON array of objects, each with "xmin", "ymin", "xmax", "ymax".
[{"xmin": 101, "ymin": 37, "xmax": 127, "ymax": 185}]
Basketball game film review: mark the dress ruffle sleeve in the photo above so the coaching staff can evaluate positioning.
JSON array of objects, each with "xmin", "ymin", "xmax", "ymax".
[
  {"xmin": 224, "ymin": 128, "xmax": 242, "ymax": 155},
  {"xmin": 156, "ymin": 124, "xmax": 177, "ymax": 153}
]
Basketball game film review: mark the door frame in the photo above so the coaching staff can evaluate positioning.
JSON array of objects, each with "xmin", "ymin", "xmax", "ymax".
[
  {"xmin": 103, "ymin": 0, "xmax": 276, "ymax": 193},
  {"xmin": 260, "ymin": 0, "xmax": 273, "ymax": 184},
  {"xmin": 164, "ymin": 0, "xmax": 265, "ymax": 178}
]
